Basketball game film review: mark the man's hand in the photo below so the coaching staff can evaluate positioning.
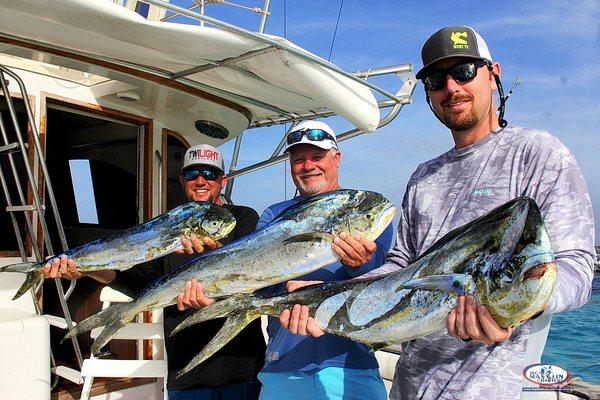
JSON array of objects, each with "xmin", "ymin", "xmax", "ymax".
[
  {"xmin": 175, "ymin": 235, "xmax": 222, "ymax": 255},
  {"xmin": 446, "ymin": 295, "xmax": 513, "ymax": 344},
  {"xmin": 43, "ymin": 255, "xmax": 82, "ymax": 280},
  {"xmin": 332, "ymin": 232, "xmax": 376, "ymax": 268},
  {"xmin": 177, "ymin": 278, "xmax": 215, "ymax": 311},
  {"xmin": 279, "ymin": 280, "xmax": 325, "ymax": 337}
]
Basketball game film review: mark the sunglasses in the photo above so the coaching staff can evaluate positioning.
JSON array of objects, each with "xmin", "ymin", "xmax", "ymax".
[
  {"xmin": 423, "ymin": 60, "xmax": 489, "ymax": 91},
  {"xmin": 181, "ymin": 167, "xmax": 222, "ymax": 182},
  {"xmin": 286, "ymin": 128, "xmax": 337, "ymax": 146}
]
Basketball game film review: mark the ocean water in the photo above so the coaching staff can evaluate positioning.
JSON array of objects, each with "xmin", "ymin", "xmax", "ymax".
[{"xmin": 542, "ymin": 274, "xmax": 600, "ymax": 383}]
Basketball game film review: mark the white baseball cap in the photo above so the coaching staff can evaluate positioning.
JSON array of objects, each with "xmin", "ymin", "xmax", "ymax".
[
  {"xmin": 181, "ymin": 144, "xmax": 225, "ymax": 173},
  {"xmin": 283, "ymin": 120, "xmax": 339, "ymax": 153}
]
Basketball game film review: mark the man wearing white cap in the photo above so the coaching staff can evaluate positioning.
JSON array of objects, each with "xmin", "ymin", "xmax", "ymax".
[
  {"xmin": 255, "ymin": 120, "xmax": 394, "ymax": 400},
  {"xmin": 370, "ymin": 26, "xmax": 594, "ymax": 399},
  {"xmin": 44, "ymin": 144, "xmax": 266, "ymax": 400}
]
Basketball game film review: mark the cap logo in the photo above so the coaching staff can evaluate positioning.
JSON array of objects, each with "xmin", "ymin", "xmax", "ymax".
[
  {"xmin": 450, "ymin": 31, "xmax": 469, "ymax": 49},
  {"xmin": 188, "ymin": 148, "xmax": 220, "ymax": 162}
]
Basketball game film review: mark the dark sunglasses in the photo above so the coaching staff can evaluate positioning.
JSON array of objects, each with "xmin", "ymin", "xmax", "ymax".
[
  {"xmin": 286, "ymin": 128, "xmax": 336, "ymax": 146},
  {"xmin": 423, "ymin": 60, "xmax": 490, "ymax": 91},
  {"xmin": 181, "ymin": 167, "xmax": 222, "ymax": 182}
]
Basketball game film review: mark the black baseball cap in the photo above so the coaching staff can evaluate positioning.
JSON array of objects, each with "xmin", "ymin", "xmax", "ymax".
[{"xmin": 416, "ymin": 26, "xmax": 493, "ymax": 79}]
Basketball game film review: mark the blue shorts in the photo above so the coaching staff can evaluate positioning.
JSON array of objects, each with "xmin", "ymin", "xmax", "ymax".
[
  {"xmin": 258, "ymin": 367, "xmax": 387, "ymax": 400},
  {"xmin": 168, "ymin": 380, "xmax": 261, "ymax": 400}
]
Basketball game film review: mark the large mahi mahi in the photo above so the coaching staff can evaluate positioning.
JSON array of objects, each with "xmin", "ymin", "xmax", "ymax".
[
  {"xmin": 174, "ymin": 197, "xmax": 557, "ymax": 377},
  {"xmin": 65, "ymin": 189, "xmax": 396, "ymax": 355},
  {"xmin": 1, "ymin": 201, "xmax": 236, "ymax": 300}
]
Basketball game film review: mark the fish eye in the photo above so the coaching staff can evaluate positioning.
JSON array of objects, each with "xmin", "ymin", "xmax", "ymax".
[{"xmin": 366, "ymin": 214, "xmax": 372, "ymax": 220}]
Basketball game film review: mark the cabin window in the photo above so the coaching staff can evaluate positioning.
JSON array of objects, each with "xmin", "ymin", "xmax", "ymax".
[
  {"xmin": 163, "ymin": 131, "xmax": 190, "ymax": 212},
  {"xmin": 134, "ymin": 1, "xmax": 150, "ymax": 18},
  {"xmin": 68, "ymin": 159, "xmax": 99, "ymax": 224},
  {"xmin": 0, "ymin": 96, "xmax": 30, "ymax": 256}
]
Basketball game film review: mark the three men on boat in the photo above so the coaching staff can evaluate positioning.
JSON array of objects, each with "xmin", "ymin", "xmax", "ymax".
[{"xmin": 43, "ymin": 25, "xmax": 594, "ymax": 400}]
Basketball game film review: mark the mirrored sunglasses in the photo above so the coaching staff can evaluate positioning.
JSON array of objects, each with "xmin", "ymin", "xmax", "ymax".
[
  {"xmin": 423, "ymin": 60, "xmax": 489, "ymax": 91},
  {"xmin": 286, "ymin": 128, "xmax": 336, "ymax": 146},
  {"xmin": 182, "ymin": 167, "xmax": 221, "ymax": 181}
]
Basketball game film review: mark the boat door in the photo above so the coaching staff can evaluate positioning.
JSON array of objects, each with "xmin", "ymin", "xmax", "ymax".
[{"xmin": 41, "ymin": 97, "xmax": 152, "ymax": 367}]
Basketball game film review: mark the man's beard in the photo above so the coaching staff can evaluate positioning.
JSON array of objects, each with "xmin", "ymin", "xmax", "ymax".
[
  {"xmin": 296, "ymin": 175, "xmax": 327, "ymax": 196},
  {"xmin": 440, "ymin": 93, "xmax": 479, "ymax": 132}
]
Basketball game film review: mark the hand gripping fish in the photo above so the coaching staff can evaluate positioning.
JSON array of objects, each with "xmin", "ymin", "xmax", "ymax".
[
  {"xmin": 64, "ymin": 189, "xmax": 396, "ymax": 355},
  {"xmin": 173, "ymin": 197, "xmax": 557, "ymax": 377},
  {"xmin": 1, "ymin": 202, "xmax": 236, "ymax": 300}
]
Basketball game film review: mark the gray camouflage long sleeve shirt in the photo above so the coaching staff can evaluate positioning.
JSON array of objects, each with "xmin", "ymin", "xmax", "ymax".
[{"xmin": 378, "ymin": 126, "xmax": 595, "ymax": 400}]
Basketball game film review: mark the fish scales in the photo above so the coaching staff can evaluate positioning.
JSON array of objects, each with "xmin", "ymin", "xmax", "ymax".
[
  {"xmin": 64, "ymin": 189, "xmax": 396, "ymax": 355},
  {"xmin": 173, "ymin": 197, "xmax": 557, "ymax": 376},
  {"xmin": 1, "ymin": 201, "xmax": 236, "ymax": 299}
]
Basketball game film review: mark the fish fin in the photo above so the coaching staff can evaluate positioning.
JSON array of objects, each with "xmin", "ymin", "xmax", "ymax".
[
  {"xmin": 176, "ymin": 310, "xmax": 261, "ymax": 379},
  {"xmin": 282, "ymin": 232, "xmax": 333, "ymax": 245},
  {"xmin": 63, "ymin": 303, "xmax": 132, "ymax": 348},
  {"xmin": 1, "ymin": 261, "xmax": 39, "ymax": 273},
  {"xmin": 401, "ymin": 274, "xmax": 475, "ymax": 296},
  {"xmin": 171, "ymin": 295, "xmax": 245, "ymax": 337},
  {"xmin": 12, "ymin": 269, "xmax": 44, "ymax": 300},
  {"xmin": 90, "ymin": 316, "xmax": 132, "ymax": 356},
  {"xmin": 370, "ymin": 342, "xmax": 391, "ymax": 351},
  {"xmin": 169, "ymin": 228, "xmax": 186, "ymax": 238}
]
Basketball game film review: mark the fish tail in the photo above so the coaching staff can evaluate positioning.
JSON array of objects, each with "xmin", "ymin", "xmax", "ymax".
[
  {"xmin": 64, "ymin": 302, "xmax": 139, "ymax": 355},
  {"xmin": 12, "ymin": 269, "xmax": 44, "ymax": 300},
  {"xmin": 90, "ymin": 316, "xmax": 131, "ymax": 356},
  {"xmin": 176, "ymin": 308, "xmax": 262, "ymax": 378},
  {"xmin": 1, "ymin": 261, "xmax": 39, "ymax": 273},
  {"xmin": 171, "ymin": 295, "xmax": 246, "ymax": 337}
]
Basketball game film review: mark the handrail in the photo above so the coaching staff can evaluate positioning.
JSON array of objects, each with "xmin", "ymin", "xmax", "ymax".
[{"xmin": 225, "ymin": 67, "xmax": 416, "ymax": 184}]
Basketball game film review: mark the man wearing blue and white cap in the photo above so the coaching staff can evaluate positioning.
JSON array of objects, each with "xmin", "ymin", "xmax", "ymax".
[
  {"xmin": 371, "ymin": 26, "xmax": 594, "ymax": 399},
  {"xmin": 257, "ymin": 120, "xmax": 394, "ymax": 399}
]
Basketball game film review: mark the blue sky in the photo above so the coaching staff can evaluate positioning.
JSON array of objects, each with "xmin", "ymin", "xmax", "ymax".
[{"xmin": 171, "ymin": 0, "xmax": 599, "ymax": 241}]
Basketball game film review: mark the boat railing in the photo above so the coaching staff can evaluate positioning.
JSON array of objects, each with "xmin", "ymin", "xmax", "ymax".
[
  {"xmin": 142, "ymin": 0, "xmax": 416, "ymax": 196},
  {"xmin": 160, "ymin": 0, "xmax": 272, "ymax": 32},
  {"xmin": 224, "ymin": 62, "xmax": 416, "ymax": 197}
]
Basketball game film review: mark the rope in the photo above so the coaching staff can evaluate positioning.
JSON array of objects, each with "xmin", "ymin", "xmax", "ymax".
[{"xmin": 328, "ymin": 0, "xmax": 344, "ymax": 61}]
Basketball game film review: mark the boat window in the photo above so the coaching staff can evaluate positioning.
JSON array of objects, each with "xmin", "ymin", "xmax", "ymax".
[
  {"xmin": 68, "ymin": 159, "xmax": 99, "ymax": 224},
  {"xmin": 134, "ymin": 1, "xmax": 150, "ymax": 18},
  {"xmin": 0, "ymin": 96, "xmax": 29, "ymax": 257},
  {"xmin": 164, "ymin": 131, "xmax": 190, "ymax": 212}
]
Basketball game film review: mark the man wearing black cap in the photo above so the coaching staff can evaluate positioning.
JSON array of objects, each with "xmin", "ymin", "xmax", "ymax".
[{"xmin": 372, "ymin": 26, "xmax": 595, "ymax": 399}]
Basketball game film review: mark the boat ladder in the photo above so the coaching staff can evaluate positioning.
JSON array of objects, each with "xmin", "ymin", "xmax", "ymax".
[{"xmin": 0, "ymin": 64, "xmax": 84, "ymax": 386}]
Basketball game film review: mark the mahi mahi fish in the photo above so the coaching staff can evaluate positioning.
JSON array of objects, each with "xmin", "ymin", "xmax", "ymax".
[
  {"xmin": 1, "ymin": 202, "xmax": 236, "ymax": 300},
  {"xmin": 173, "ymin": 197, "xmax": 557, "ymax": 377},
  {"xmin": 64, "ymin": 189, "xmax": 396, "ymax": 355}
]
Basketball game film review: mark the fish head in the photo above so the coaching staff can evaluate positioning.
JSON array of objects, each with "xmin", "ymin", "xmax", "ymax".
[
  {"xmin": 191, "ymin": 202, "xmax": 237, "ymax": 240},
  {"xmin": 477, "ymin": 198, "xmax": 557, "ymax": 328},
  {"xmin": 274, "ymin": 189, "xmax": 395, "ymax": 240},
  {"xmin": 331, "ymin": 190, "xmax": 396, "ymax": 240}
]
